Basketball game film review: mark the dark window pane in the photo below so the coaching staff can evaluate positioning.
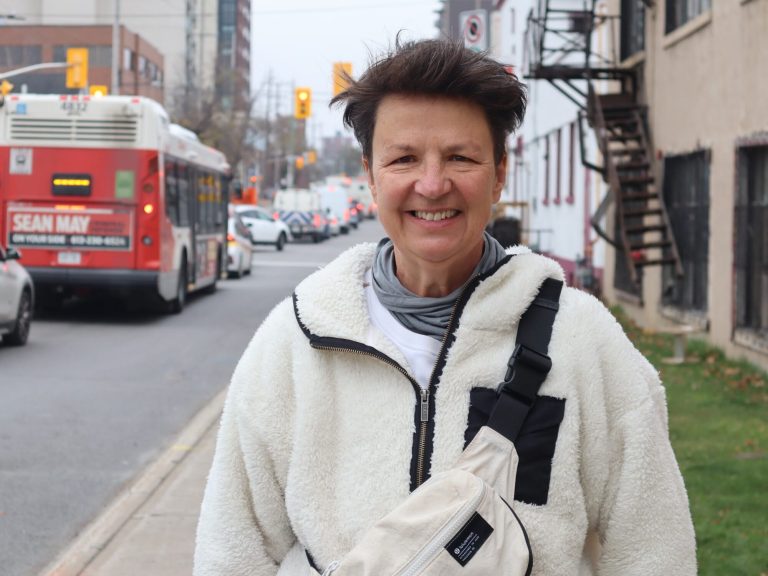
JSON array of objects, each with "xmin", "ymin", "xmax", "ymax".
[{"xmin": 662, "ymin": 151, "xmax": 710, "ymax": 312}]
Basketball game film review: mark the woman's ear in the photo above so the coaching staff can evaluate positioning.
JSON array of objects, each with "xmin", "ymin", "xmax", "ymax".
[
  {"xmin": 493, "ymin": 153, "xmax": 508, "ymax": 203},
  {"xmin": 363, "ymin": 155, "xmax": 376, "ymax": 200}
]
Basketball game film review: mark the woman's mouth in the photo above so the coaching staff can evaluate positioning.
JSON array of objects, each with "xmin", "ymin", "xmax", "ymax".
[{"xmin": 410, "ymin": 210, "xmax": 459, "ymax": 222}]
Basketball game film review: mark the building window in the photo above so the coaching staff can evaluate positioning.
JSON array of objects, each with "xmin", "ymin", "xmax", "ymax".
[
  {"xmin": 0, "ymin": 45, "xmax": 42, "ymax": 67},
  {"xmin": 666, "ymin": 0, "xmax": 711, "ymax": 33},
  {"xmin": 123, "ymin": 48, "xmax": 133, "ymax": 70},
  {"xmin": 89, "ymin": 46, "xmax": 112, "ymax": 68},
  {"xmin": 661, "ymin": 151, "xmax": 710, "ymax": 312},
  {"xmin": 554, "ymin": 128, "xmax": 562, "ymax": 204},
  {"xmin": 543, "ymin": 135, "xmax": 550, "ymax": 206},
  {"xmin": 735, "ymin": 145, "xmax": 768, "ymax": 335},
  {"xmin": 220, "ymin": 0, "xmax": 236, "ymax": 25},
  {"xmin": 53, "ymin": 45, "xmax": 111, "ymax": 68},
  {"xmin": 621, "ymin": 0, "xmax": 645, "ymax": 59},
  {"xmin": 567, "ymin": 121, "xmax": 576, "ymax": 204}
]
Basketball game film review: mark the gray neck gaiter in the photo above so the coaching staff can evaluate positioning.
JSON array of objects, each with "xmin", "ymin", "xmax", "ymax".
[{"xmin": 371, "ymin": 232, "xmax": 507, "ymax": 340}]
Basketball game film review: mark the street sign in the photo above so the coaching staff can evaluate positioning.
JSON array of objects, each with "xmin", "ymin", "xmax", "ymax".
[{"xmin": 460, "ymin": 9, "xmax": 488, "ymax": 52}]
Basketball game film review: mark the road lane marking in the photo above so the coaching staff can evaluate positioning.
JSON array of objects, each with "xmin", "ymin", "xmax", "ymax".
[{"xmin": 250, "ymin": 260, "xmax": 326, "ymax": 268}]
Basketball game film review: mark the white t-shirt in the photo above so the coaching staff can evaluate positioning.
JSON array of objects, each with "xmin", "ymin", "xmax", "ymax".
[{"xmin": 364, "ymin": 269, "xmax": 441, "ymax": 391}]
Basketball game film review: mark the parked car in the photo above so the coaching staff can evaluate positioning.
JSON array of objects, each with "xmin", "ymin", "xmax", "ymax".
[
  {"xmin": 234, "ymin": 204, "xmax": 292, "ymax": 251},
  {"xmin": 0, "ymin": 244, "xmax": 34, "ymax": 346},
  {"xmin": 273, "ymin": 188, "xmax": 329, "ymax": 243},
  {"xmin": 226, "ymin": 209, "xmax": 253, "ymax": 279}
]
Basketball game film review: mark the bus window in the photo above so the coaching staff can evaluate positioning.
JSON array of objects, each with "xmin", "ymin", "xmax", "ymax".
[
  {"xmin": 165, "ymin": 160, "xmax": 179, "ymax": 225},
  {"xmin": 177, "ymin": 163, "xmax": 190, "ymax": 227},
  {"xmin": 214, "ymin": 176, "xmax": 224, "ymax": 228},
  {"xmin": 197, "ymin": 170, "xmax": 208, "ymax": 233}
]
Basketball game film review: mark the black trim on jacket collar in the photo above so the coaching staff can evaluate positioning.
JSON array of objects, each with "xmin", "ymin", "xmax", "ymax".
[
  {"xmin": 413, "ymin": 254, "xmax": 513, "ymax": 490},
  {"xmin": 291, "ymin": 253, "xmax": 516, "ymax": 491}
]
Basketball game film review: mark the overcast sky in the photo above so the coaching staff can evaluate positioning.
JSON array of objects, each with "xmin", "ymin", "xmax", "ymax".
[{"xmin": 250, "ymin": 0, "xmax": 441, "ymax": 148}]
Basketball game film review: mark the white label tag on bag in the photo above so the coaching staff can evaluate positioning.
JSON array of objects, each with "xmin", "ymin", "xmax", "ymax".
[{"xmin": 445, "ymin": 512, "xmax": 494, "ymax": 566}]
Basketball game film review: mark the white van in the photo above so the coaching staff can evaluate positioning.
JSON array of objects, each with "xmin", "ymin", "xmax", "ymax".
[
  {"xmin": 315, "ymin": 183, "xmax": 353, "ymax": 234},
  {"xmin": 273, "ymin": 188, "xmax": 328, "ymax": 242}
]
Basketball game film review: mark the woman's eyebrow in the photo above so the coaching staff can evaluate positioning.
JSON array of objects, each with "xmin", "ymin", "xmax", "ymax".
[{"xmin": 381, "ymin": 143, "xmax": 416, "ymax": 154}]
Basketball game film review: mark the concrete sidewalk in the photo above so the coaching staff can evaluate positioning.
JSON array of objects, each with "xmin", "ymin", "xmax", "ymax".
[{"xmin": 40, "ymin": 389, "xmax": 225, "ymax": 576}]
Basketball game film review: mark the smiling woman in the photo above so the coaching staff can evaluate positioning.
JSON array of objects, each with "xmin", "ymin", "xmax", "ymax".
[
  {"xmin": 194, "ymin": 39, "xmax": 696, "ymax": 576},
  {"xmin": 363, "ymin": 95, "xmax": 506, "ymax": 297}
]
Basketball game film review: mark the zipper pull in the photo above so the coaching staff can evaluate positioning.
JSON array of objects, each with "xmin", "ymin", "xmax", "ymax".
[{"xmin": 420, "ymin": 389, "xmax": 429, "ymax": 422}]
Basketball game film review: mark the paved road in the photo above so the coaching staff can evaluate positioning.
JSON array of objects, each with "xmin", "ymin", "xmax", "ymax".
[{"xmin": 0, "ymin": 219, "xmax": 385, "ymax": 576}]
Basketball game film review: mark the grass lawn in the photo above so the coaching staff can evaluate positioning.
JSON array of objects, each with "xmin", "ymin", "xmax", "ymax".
[{"xmin": 615, "ymin": 309, "xmax": 768, "ymax": 575}]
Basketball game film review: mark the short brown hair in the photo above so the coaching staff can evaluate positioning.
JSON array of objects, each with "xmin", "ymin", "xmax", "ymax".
[{"xmin": 331, "ymin": 38, "xmax": 527, "ymax": 165}]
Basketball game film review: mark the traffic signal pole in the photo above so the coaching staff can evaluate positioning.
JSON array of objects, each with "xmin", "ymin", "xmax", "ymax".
[
  {"xmin": 111, "ymin": 0, "xmax": 120, "ymax": 95},
  {"xmin": 0, "ymin": 62, "xmax": 71, "ymax": 80}
]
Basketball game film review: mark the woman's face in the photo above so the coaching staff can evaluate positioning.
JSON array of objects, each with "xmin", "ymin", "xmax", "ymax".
[{"xmin": 364, "ymin": 95, "xmax": 506, "ymax": 282}]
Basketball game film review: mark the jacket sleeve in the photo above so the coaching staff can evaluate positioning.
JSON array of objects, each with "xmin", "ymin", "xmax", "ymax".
[
  {"xmin": 194, "ymin": 300, "xmax": 297, "ymax": 576},
  {"xmin": 583, "ymin": 305, "xmax": 697, "ymax": 575}
]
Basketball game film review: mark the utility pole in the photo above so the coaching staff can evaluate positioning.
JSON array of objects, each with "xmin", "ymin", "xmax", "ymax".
[
  {"xmin": 273, "ymin": 83, "xmax": 282, "ymax": 190},
  {"xmin": 263, "ymin": 70, "xmax": 273, "ymax": 194},
  {"xmin": 111, "ymin": 0, "xmax": 120, "ymax": 94},
  {"xmin": 185, "ymin": 0, "xmax": 197, "ymax": 98},
  {"xmin": 286, "ymin": 82, "xmax": 296, "ymax": 188}
]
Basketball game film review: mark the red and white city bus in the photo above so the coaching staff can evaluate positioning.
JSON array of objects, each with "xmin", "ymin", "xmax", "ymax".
[{"xmin": 0, "ymin": 94, "xmax": 230, "ymax": 312}]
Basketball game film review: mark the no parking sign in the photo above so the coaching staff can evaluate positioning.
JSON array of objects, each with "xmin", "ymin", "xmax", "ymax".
[{"xmin": 460, "ymin": 9, "xmax": 488, "ymax": 52}]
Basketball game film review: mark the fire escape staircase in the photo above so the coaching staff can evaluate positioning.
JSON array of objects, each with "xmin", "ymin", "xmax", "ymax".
[{"xmin": 524, "ymin": 0, "xmax": 682, "ymax": 284}]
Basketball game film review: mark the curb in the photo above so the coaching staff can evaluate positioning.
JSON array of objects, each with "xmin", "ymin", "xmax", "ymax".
[{"xmin": 39, "ymin": 388, "xmax": 227, "ymax": 576}]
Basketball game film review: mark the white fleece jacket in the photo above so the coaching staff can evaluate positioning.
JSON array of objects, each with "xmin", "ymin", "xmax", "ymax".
[{"xmin": 194, "ymin": 243, "xmax": 697, "ymax": 576}]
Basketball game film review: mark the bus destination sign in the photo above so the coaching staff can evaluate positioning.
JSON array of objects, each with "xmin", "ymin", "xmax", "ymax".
[{"xmin": 7, "ymin": 204, "xmax": 133, "ymax": 251}]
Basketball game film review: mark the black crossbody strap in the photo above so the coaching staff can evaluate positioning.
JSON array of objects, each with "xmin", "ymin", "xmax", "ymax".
[{"xmin": 486, "ymin": 277, "xmax": 562, "ymax": 443}]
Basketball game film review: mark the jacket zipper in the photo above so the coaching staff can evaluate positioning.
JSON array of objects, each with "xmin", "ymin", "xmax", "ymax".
[{"xmin": 298, "ymin": 254, "xmax": 513, "ymax": 492}]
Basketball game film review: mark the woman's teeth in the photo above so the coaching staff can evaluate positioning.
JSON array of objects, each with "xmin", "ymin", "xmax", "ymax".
[{"xmin": 412, "ymin": 210, "xmax": 458, "ymax": 221}]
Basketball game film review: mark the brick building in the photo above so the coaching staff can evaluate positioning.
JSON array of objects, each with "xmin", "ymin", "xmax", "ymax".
[{"xmin": 0, "ymin": 25, "xmax": 164, "ymax": 102}]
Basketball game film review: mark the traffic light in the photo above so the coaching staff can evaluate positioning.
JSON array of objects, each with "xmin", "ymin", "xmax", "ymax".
[
  {"xmin": 0, "ymin": 79, "xmax": 13, "ymax": 96},
  {"xmin": 90, "ymin": 85, "xmax": 108, "ymax": 97},
  {"xmin": 295, "ymin": 156, "xmax": 305, "ymax": 170},
  {"xmin": 66, "ymin": 48, "xmax": 89, "ymax": 89},
  {"xmin": 294, "ymin": 87, "xmax": 311, "ymax": 119},
  {"xmin": 306, "ymin": 150, "xmax": 317, "ymax": 165},
  {"xmin": 332, "ymin": 62, "xmax": 352, "ymax": 96}
]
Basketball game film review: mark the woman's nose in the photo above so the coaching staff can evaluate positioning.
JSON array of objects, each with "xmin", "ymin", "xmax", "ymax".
[{"xmin": 413, "ymin": 160, "xmax": 450, "ymax": 198}]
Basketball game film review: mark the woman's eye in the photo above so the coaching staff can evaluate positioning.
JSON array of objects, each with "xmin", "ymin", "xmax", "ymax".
[
  {"xmin": 392, "ymin": 156, "xmax": 415, "ymax": 164},
  {"xmin": 450, "ymin": 155, "xmax": 470, "ymax": 162}
]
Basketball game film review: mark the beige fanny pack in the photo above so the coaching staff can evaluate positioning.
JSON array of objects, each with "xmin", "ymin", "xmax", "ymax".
[{"xmin": 305, "ymin": 279, "xmax": 562, "ymax": 576}]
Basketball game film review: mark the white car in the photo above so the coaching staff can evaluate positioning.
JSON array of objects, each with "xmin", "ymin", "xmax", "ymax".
[
  {"xmin": 235, "ymin": 205, "xmax": 292, "ymax": 251},
  {"xmin": 0, "ymin": 244, "xmax": 34, "ymax": 346},
  {"xmin": 227, "ymin": 211, "xmax": 254, "ymax": 279}
]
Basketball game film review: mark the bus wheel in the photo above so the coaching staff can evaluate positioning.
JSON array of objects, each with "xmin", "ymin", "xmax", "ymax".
[
  {"xmin": 169, "ymin": 261, "xmax": 187, "ymax": 314},
  {"xmin": 4, "ymin": 289, "xmax": 32, "ymax": 346}
]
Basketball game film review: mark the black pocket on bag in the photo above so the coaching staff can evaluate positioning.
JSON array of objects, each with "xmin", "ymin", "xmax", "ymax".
[{"xmin": 465, "ymin": 387, "xmax": 566, "ymax": 505}]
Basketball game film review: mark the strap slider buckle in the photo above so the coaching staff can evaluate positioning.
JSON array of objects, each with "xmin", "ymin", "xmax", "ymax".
[
  {"xmin": 496, "ymin": 344, "xmax": 552, "ymax": 403},
  {"xmin": 507, "ymin": 343, "xmax": 551, "ymax": 377}
]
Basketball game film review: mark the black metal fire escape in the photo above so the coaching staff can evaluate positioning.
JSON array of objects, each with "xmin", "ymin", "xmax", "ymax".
[{"xmin": 523, "ymin": 0, "xmax": 682, "ymax": 284}]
